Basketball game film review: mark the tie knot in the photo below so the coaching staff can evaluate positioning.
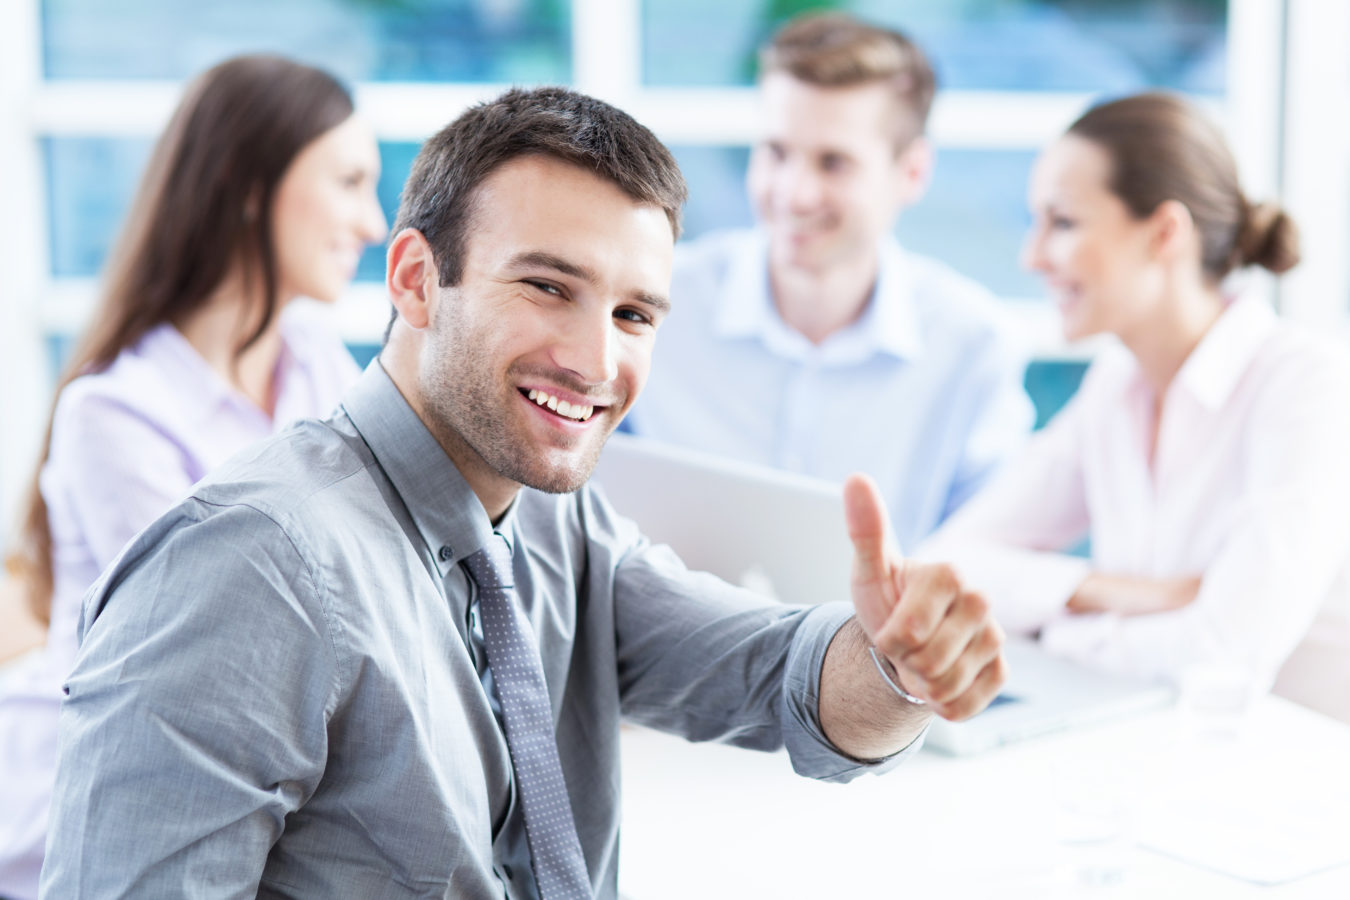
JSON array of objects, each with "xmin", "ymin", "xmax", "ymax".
[{"xmin": 463, "ymin": 533, "xmax": 515, "ymax": 590}]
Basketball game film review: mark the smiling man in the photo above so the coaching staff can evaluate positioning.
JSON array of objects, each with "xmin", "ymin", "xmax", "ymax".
[
  {"xmin": 42, "ymin": 87, "xmax": 1005, "ymax": 899},
  {"xmin": 628, "ymin": 13, "xmax": 1035, "ymax": 551}
]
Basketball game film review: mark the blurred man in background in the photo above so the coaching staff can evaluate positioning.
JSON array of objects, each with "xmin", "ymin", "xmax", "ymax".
[{"xmin": 628, "ymin": 12, "xmax": 1034, "ymax": 551}]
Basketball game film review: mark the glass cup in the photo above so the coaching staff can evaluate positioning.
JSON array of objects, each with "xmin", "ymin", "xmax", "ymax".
[
  {"xmin": 1177, "ymin": 662, "xmax": 1257, "ymax": 743},
  {"xmin": 1052, "ymin": 764, "xmax": 1133, "ymax": 888}
]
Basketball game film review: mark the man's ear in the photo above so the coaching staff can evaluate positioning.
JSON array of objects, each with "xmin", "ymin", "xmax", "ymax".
[
  {"xmin": 893, "ymin": 135, "xmax": 934, "ymax": 208},
  {"xmin": 386, "ymin": 228, "xmax": 440, "ymax": 330}
]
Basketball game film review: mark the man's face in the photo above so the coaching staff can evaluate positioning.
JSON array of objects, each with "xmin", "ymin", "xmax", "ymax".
[
  {"xmin": 747, "ymin": 72, "xmax": 926, "ymax": 275},
  {"xmin": 419, "ymin": 155, "xmax": 674, "ymax": 496}
]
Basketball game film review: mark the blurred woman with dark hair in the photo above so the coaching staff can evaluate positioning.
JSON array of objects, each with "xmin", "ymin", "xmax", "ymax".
[
  {"xmin": 0, "ymin": 54, "xmax": 386, "ymax": 896},
  {"xmin": 924, "ymin": 92, "xmax": 1350, "ymax": 723}
]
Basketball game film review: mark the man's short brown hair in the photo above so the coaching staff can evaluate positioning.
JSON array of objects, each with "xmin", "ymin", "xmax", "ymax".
[
  {"xmin": 759, "ymin": 12, "xmax": 936, "ymax": 146},
  {"xmin": 393, "ymin": 86, "xmax": 687, "ymax": 288}
]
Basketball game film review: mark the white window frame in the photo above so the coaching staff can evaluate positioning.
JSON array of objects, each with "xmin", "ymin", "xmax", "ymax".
[
  {"xmin": 1, "ymin": 0, "xmax": 48, "ymax": 534},
  {"xmin": 1279, "ymin": 0, "xmax": 1350, "ymax": 331}
]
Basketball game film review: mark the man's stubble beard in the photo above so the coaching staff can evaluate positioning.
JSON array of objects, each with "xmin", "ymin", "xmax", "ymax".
[{"xmin": 420, "ymin": 301, "xmax": 612, "ymax": 495}]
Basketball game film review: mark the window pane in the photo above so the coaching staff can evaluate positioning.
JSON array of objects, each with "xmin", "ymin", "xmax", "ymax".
[
  {"xmin": 358, "ymin": 141, "xmax": 420, "ymax": 283},
  {"xmin": 897, "ymin": 148, "xmax": 1041, "ymax": 299},
  {"xmin": 643, "ymin": 0, "xmax": 1226, "ymax": 94},
  {"xmin": 50, "ymin": 136, "xmax": 1039, "ymax": 298},
  {"xmin": 668, "ymin": 145, "xmax": 754, "ymax": 239},
  {"xmin": 42, "ymin": 0, "xmax": 571, "ymax": 83},
  {"xmin": 671, "ymin": 143, "xmax": 1040, "ymax": 298},
  {"xmin": 45, "ymin": 137, "xmax": 416, "ymax": 281},
  {"xmin": 44, "ymin": 137, "xmax": 151, "ymax": 278}
]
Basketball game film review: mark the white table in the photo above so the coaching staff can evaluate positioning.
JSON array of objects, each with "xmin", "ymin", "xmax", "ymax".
[{"xmin": 618, "ymin": 697, "xmax": 1350, "ymax": 898}]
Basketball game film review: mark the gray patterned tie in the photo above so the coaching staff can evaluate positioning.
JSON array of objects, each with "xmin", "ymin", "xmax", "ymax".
[{"xmin": 461, "ymin": 534, "xmax": 592, "ymax": 900}]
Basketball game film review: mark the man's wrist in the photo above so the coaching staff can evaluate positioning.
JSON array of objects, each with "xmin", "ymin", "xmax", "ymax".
[{"xmin": 868, "ymin": 646, "xmax": 927, "ymax": 706}]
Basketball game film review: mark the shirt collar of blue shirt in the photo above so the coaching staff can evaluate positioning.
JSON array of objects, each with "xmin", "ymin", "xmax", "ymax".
[
  {"xmin": 711, "ymin": 230, "xmax": 925, "ymax": 365},
  {"xmin": 341, "ymin": 359, "xmax": 519, "ymax": 579}
]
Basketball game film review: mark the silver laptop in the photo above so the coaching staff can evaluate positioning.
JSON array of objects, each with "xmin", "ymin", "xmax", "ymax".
[
  {"xmin": 589, "ymin": 433, "xmax": 854, "ymax": 607},
  {"xmin": 591, "ymin": 435, "xmax": 1171, "ymax": 751},
  {"xmin": 924, "ymin": 638, "xmax": 1175, "ymax": 755}
]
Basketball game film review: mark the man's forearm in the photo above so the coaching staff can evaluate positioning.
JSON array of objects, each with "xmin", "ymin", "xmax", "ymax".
[{"xmin": 818, "ymin": 617, "xmax": 933, "ymax": 761}]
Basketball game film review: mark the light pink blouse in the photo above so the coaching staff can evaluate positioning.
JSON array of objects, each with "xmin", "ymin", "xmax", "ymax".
[{"xmin": 923, "ymin": 295, "xmax": 1350, "ymax": 723}]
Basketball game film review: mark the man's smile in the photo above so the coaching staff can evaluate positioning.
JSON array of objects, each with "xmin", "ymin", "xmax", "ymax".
[
  {"xmin": 518, "ymin": 383, "xmax": 617, "ymax": 426},
  {"xmin": 524, "ymin": 387, "xmax": 598, "ymax": 422}
]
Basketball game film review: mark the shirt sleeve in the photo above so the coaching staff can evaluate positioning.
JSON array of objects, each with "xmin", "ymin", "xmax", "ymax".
[
  {"xmin": 1039, "ymin": 354, "xmax": 1350, "ymax": 687},
  {"xmin": 41, "ymin": 500, "xmax": 339, "ymax": 898},
  {"xmin": 606, "ymin": 516, "xmax": 915, "ymax": 784},
  {"xmin": 45, "ymin": 386, "xmax": 199, "ymax": 569},
  {"xmin": 919, "ymin": 378, "xmax": 1095, "ymax": 635}
]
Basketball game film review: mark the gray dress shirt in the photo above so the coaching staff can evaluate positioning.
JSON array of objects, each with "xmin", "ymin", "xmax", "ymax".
[{"xmin": 42, "ymin": 362, "xmax": 910, "ymax": 899}]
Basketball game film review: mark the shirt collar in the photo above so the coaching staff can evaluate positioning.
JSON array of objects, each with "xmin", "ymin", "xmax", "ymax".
[
  {"xmin": 137, "ymin": 323, "xmax": 236, "ymax": 418},
  {"xmin": 1172, "ymin": 293, "xmax": 1277, "ymax": 410},
  {"xmin": 870, "ymin": 236, "xmax": 926, "ymax": 360},
  {"xmin": 341, "ymin": 359, "xmax": 511, "ymax": 579},
  {"xmin": 138, "ymin": 307, "xmax": 314, "ymax": 429},
  {"xmin": 711, "ymin": 231, "xmax": 923, "ymax": 362}
]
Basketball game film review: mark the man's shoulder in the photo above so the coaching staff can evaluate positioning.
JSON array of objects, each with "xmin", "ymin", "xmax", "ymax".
[
  {"xmin": 516, "ymin": 480, "xmax": 645, "ymax": 568},
  {"xmin": 889, "ymin": 251, "xmax": 1027, "ymax": 366},
  {"xmin": 672, "ymin": 228, "xmax": 759, "ymax": 285},
  {"xmin": 899, "ymin": 249, "xmax": 1009, "ymax": 327},
  {"xmin": 189, "ymin": 415, "xmax": 380, "ymax": 530}
]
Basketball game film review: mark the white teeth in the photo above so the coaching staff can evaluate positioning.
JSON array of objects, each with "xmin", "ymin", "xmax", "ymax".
[{"xmin": 527, "ymin": 389, "xmax": 595, "ymax": 422}]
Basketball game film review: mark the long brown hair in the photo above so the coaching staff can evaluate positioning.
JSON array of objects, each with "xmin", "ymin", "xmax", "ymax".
[
  {"xmin": 1068, "ymin": 92, "xmax": 1299, "ymax": 281},
  {"xmin": 6, "ymin": 54, "xmax": 354, "ymax": 623}
]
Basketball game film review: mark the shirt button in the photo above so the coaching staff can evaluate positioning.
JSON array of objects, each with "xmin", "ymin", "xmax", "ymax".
[{"xmin": 438, "ymin": 545, "xmax": 453, "ymax": 561}]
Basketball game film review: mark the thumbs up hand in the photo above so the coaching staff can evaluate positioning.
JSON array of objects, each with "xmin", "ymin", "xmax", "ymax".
[{"xmin": 844, "ymin": 473, "xmax": 1006, "ymax": 721}]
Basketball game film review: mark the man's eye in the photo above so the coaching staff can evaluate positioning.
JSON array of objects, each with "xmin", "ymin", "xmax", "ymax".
[
  {"xmin": 820, "ymin": 154, "xmax": 848, "ymax": 172},
  {"xmin": 526, "ymin": 280, "xmax": 563, "ymax": 296},
  {"xmin": 615, "ymin": 308, "xmax": 652, "ymax": 326}
]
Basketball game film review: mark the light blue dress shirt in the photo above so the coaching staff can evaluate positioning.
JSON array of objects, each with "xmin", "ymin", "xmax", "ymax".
[
  {"xmin": 42, "ymin": 361, "xmax": 912, "ymax": 899},
  {"xmin": 628, "ymin": 229, "xmax": 1035, "ymax": 551}
]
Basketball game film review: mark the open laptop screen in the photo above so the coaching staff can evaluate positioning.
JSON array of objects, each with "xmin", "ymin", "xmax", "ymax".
[{"xmin": 590, "ymin": 433, "xmax": 854, "ymax": 608}]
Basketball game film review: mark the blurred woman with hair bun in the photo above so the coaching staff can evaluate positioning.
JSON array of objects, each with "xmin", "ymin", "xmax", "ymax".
[{"xmin": 924, "ymin": 92, "xmax": 1350, "ymax": 723}]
